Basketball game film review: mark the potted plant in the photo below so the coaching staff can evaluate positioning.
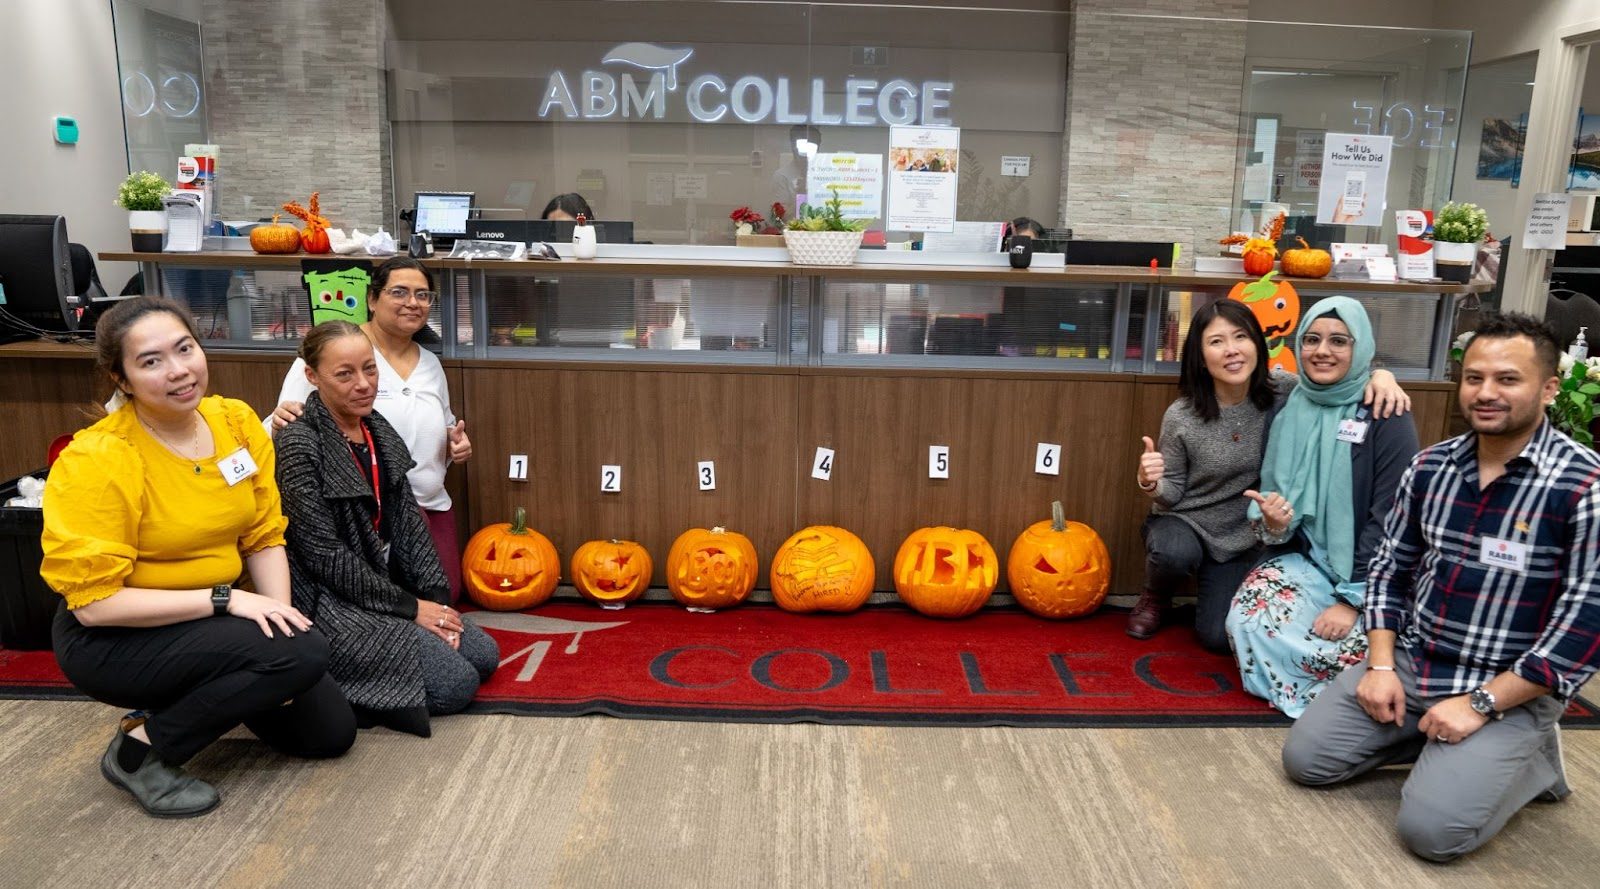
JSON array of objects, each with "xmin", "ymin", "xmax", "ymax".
[
  {"xmin": 1432, "ymin": 201, "xmax": 1488, "ymax": 284},
  {"xmin": 1551, "ymin": 350, "xmax": 1600, "ymax": 449},
  {"xmin": 117, "ymin": 171, "xmax": 171, "ymax": 252},
  {"xmin": 783, "ymin": 188, "xmax": 869, "ymax": 266},
  {"xmin": 731, "ymin": 202, "xmax": 787, "ymax": 247}
]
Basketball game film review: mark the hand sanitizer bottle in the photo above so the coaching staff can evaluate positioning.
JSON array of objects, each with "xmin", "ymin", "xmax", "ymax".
[
  {"xmin": 1571, "ymin": 326, "xmax": 1589, "ymax": 361},
  {"xmin": 572, "ymin": 213, "xmax": 597, "ymax": 260}
]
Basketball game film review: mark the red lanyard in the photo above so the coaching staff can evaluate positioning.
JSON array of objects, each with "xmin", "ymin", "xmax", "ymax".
[{"xmin": 348, "ymin": 423, "xmax": 382, "ymax": 531}]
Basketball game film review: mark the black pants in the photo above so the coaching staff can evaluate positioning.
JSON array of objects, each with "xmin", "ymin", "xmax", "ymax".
[
  {"xmin": 53, "ymin": 603, "xmax": 356, "ymax": 765},
  {"xmin": 1142, "ymin": 515, "xmax": 1260, "ymax": 653}
]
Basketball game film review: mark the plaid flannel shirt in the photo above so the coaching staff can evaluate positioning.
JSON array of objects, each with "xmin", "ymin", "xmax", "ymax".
[{"xmin": 1365, "ymin": 420, "xmax": 1600, "ymax": 701}]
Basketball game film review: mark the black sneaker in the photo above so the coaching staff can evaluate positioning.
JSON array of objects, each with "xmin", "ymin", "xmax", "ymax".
[{"xmin": 99, "ymin": 728, "xmax": 220, "ymax": 818}]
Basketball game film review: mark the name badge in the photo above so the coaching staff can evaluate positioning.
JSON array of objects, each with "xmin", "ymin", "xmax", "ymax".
[
  {"xmin": 1337, "ymin": 419, "xmax": 1369, "ymax": 444},
  {"xmin": 219, "ymin": 447, "xmax": 259, "ymax": 487},
  {"xmin": 374, "ymin": 387, "xmax": 393, "ymax": 400},
  {"xmin": 1479, "ymin": 536, "xmax": 1529, "ymax": 573}
]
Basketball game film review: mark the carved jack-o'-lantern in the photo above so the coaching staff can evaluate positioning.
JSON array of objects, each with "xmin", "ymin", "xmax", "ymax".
[
  {"xmin": 770, "ymin": 525, "xmax": 875, "ymax": 613},
  {"xmin": 667, "ymin": 526, "xmax": 759, "ymax": 611},
  {"xmin": 893, "ymin": 526, "xmax": 998, "ymax": 618},
  {"xmin": 570, "ymin": 538, "xmax": 653, "ymax": 607},
  {"xmin": 462, "ymin": 507, "xmax": 560, "ymax": 611},
  {"xmin": 1006, "ymin": 502, "xmax": 1111, "ymax": 619},
  {"xmin": 1228, "ymin": 271, "xmax": 1301, "ymax": 374}
]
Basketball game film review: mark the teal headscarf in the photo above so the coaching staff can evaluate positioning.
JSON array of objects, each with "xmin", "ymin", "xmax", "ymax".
[{"xmin": 1251, "ymin": 296, "xmax": 1375, "ymax": 582}]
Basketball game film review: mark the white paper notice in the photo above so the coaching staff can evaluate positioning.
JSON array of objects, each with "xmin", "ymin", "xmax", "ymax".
[
  {"xmin": 1000, "ymin": 155, "xmax": 1031, "ymax": 177},
  {"xmin": 806, "ymin": 153, "xmax": 884, "ymax": 222},
  {"xmin": 1523, "ymin": 193, "xmax": 1573, "ymax": 250},
  {"xmin": 921, "ymin": 221, "xmax": 1006, "ymax": 253},
  {"xmin": 646, "ymin": 172, "xmax": 673, "ymax": 207},
  {"xmin": 1294, "ymin": 131, "xmax": 1324, "ymax": 191},
  {"xmin": 673, "ymin": 173, "xmax": 708, "ymax": 200},
  {"xmin": 1316, "ymin": 133, "xmax": 1393, "ymax": 227},
  {"xmin": 887, "ymin": 125, "xmax": 960, "ymax": 233}
]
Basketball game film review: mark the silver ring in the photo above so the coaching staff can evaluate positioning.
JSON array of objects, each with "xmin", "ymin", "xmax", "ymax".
[{"xmin": 436, "ymin": 618, "xmax": 445, "ymax": 627}]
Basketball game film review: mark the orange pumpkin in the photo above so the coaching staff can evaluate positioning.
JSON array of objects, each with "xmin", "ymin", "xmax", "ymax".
[
  {"xmin": 1281, "ymin": 237, "xmax": 1332, "ymax": 279},
  {"xmin": 1006, "ymin": 502, "xmax": 1111, "ymax": 619},
  {"xmin": 1228, "ymin": 271, "xmax": 1301, "ymax": 343},
  {"xmin": 667, "ymin": 526, "xmax": 759, "ymax": 611},
  {"xmin": 892, "ymin": 526, "xmax": 998, "ymax": 618},
  {"xmin": 570, "ymin": 538, "xmax": 652, "ymax": 607},
  {"xmin": 770, "ymin": 525, "xmax": 875, "ymax": 613},
  {"xmin": 300, "ymin": 225, "xmax": 331, "ymax": 254},
  {"xmin": 461, "ymin": 507, "xmax": 560, "ymax": 611},
  {"xmin": 283, "ymin": 192, "xmax": 332, "ymax": 255},
  {"xmin": 249, "ymin": 215, "xmax": 301, "ymax": 254},
  {"xmin": 1241, "ymin": 237, "xmax": 1278, "ymax": 276}
]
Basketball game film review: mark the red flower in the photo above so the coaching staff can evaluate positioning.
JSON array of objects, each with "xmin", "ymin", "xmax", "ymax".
[
  {"xmin": 771, "ymin": 202, "xmax": 787, "ymax": 220},
  {"xmin": 730, "ymin": 206, "xmax": 763, "ymax": 224}
]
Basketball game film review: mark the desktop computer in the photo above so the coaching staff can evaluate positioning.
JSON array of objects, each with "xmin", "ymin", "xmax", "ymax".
[
  {"xmin": 412, "ymin": 191, "xmax": 475, "ymax": 244},
  {"xmin": 0, "ymin": 214, "xmax": 77, "ymax": 338}
]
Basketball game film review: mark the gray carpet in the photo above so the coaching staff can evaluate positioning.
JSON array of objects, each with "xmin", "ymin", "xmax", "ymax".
[{"xmin": 1, "ymin": 700, "xmax": 1595, "ymax": 888}]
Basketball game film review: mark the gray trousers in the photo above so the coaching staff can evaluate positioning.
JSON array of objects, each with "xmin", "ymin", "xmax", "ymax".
[{"xmin": 1282, "ymin": 650, "xmax": 1568, "ymax": 862}]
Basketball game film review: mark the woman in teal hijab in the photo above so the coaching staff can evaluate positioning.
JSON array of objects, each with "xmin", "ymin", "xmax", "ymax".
[{"xmin": 1224, "ymin": 297, "xmax": 1420, "ymax": 718}]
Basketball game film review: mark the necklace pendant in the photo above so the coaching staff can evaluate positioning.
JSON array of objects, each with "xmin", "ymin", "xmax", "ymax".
[
  {"xmin": 193, "ymin": 464, "xmax": 203, "ymax": 475},
  {"xmin": 1232, "ymin": 432, "xmax": 1241, "ymax": 443}
]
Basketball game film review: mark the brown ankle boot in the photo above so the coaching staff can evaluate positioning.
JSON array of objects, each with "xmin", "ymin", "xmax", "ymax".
[{"xmin": 1126, "ymin": 590, "xmax": 1164, "ymax": 639}]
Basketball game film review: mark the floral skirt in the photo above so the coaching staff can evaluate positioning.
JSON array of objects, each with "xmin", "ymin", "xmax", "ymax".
[{"xmin": 1224, "ymin": 552, "xmax": 1368, "ymax": 718}]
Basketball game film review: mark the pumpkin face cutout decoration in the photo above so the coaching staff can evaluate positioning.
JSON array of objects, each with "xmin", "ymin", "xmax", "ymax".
[
  {"xmin": 1006, "ymin": 502, "xmax": 1111, "ymax": 619},
  {"xmin": 667, "ymin": 526, "xmax": 759, "ymax": 611},
  {"xmin": 893, "ymin": 526, "xmax": 998, "ymax": 618},
  {"xmin": 1228, "ymin": 271, "xmax": 1301, "ymax": 375},
  {"xmin": 571, "ymin": 539, "xmax": 652, "ymax": 607},
  {"xmin": 770, "ymin": 525, "xmax": 875, "ymax": 613},
  {"xmin": 462, "ymin": 507, "xmax": 560, "ymax": 611}
]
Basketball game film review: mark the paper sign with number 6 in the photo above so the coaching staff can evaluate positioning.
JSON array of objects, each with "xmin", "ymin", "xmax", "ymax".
[{"xmin": 1035, "ymin": 443, "xmax": 1062, "ymax": 476}]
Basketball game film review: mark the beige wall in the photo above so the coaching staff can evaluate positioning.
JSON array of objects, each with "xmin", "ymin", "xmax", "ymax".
[{"xmin": 1, "ymin": 0, "xmax": 134, "ymax": 289}]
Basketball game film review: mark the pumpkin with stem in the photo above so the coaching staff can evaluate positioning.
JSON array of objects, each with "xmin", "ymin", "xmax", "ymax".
[
  {"xmin": 1006, "ymin": 501, "xmax": 1111, "ymax": 619},
  {"xmin": 770, "ymin": 525, "xmax": 875, "ymax": 613},
  {"xmin": 249, "ymin": 214, "xmax": 301, "ymax": 254},
  {"xmin": 283, "ymin": 192, "xmax": 332, "ymax": 255},
  {"xmin": 893, "ymin": 526, "xmax": 998, "ymax": 618},
  {"xmin": 1281, "ymin": 237, "xmax": 1332, "ymax": 279},
  {"xmin": 462, "ymin": 507, "xmax": 560, "ymax": 610},
  {"xmin": 571, "ymin": 538, "xmax": 653, "ymax": 607},
  {"xmin": 667, "ymin": 526, "xmax": 759, "ymax": 611}
]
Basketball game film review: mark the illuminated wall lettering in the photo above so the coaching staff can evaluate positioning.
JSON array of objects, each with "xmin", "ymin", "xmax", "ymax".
[
  {"xmin": 537, "ymin": 42, "xmax": 956, "ymax": 126},
  {"xmin": 1352, "ymin": 99, "xmax": 1449, "ymax": 149}
]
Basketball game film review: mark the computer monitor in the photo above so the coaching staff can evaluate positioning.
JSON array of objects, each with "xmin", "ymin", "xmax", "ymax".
[
  {"xmin": 0, "ymin": 214, "xmax": 76, "ymax": 333},
  {"xmin": 526, "ymin": 219, "xmax": 635, "ymax": 245},
  {"xmin": 412, "ymin": 191, "xmax": 475, "ymax": 239}
]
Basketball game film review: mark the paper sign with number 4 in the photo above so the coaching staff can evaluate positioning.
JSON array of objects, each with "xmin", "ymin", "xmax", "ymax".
[{"xmin": 812, "ymin": 448, "xmax": 835, "ymax": 481}]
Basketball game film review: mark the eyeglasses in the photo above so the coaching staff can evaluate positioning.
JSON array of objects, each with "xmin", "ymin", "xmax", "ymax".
[
  {"xmin": 381, "ymin": 287, "xmax": 436, "ymax": 305},
  {"xmin": 1302, "ymin": 333, "xmax": 1355, "ymax": 352}
]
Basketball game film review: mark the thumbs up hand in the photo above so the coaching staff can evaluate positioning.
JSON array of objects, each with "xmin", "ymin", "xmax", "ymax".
[
  {"xmin": 447, "ymin": 420, "xmax": 472, "ymax": 463},
  {"xmin": 1137, "ymin": 436, "xmax": 1164, "ymax": 491},
  {"xmin": 1244, "ymin": 489, "xmax": 1294, "ymax": 534}
]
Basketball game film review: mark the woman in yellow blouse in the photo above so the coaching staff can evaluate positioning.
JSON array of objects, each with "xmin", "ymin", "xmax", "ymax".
[{"xmin": 41, "ymin": 296, "xmax": 355, "ymax": 819}]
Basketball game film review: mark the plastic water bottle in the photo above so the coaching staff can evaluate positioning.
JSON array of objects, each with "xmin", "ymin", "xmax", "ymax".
[
  {"xmin": 572, "ymin": 214, "xmax": 597, "ymax": 260},
  {"xmin": 1571, "ymin": 327, "xmax": 1589, "ymax": 361}
]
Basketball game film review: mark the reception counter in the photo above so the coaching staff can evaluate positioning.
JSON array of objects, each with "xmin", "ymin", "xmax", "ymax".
[{"xmin": 1, "ymin": 252, "xmax": 1482, "ymax": 597}]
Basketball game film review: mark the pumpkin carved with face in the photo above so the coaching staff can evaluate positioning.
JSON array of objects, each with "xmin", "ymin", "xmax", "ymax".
[
  {"xmin": 667, "ymin": 526, "xmax": 759, "ymax": 611},
  {"xmin": 1006, "ymin": 502, "xmax": 1111, "ymax": 619},
  {"xmin": 770, "ymin": 525, "xmax": 875, "ymax": 613},
  {"xmin": 893, "ymin": 526, "xmax": 998, "ymax": 618},
  {"xmin": 571, "ymin": 539, "xmax": 653, "ymax": 606},
  {"xmin": 462, "ymin": 507, "xmax": 560, "ymax": 611}
]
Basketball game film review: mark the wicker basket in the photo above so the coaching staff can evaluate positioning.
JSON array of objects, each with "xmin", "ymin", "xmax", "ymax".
[{"xmin": 783, "ymin": 230, "xmax": 864, "ymax": 266}]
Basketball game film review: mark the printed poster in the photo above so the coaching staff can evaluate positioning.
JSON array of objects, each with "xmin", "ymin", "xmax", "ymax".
[
  {"xmin": 1316, "ymin": 133, "xmax": 1393, "ymax": 227},
  {"xmin": 887, "ymin": 125, "xmax": 960, "ymax": 233},
  {"xmin": 806, "ymin": 153, "xmax": 884, "ymax": 222}
]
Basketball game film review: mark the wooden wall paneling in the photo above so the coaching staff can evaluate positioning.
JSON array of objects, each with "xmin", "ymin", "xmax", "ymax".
[
  {"xmin": 0, "ymin": 350, "xmax": 99, "ymax": 480},
  {"xmin": 795, "ymin": 372, "xmax": 1142, "ymax": 592},
  {"xmin": 462, "ymin": 366, "xmax": 798, "ymax": 586},
  {"xmin": 1405, "ymin": 387, "xmax": 1455, "ymax": 447}
]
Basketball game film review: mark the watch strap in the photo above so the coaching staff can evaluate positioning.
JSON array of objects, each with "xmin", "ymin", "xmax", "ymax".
[{"xmin": 211, "ymin": 584, "xmax": 231, "ymax": 617}]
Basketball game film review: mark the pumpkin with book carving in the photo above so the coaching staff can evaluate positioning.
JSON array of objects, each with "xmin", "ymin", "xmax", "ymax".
[{"xmin": 770, "ymin": 525, "xmax": 874, "ymax": 613}]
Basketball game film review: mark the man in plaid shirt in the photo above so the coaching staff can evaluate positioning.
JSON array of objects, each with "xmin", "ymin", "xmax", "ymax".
[{"xmin": 1282, "ymin": 314, "xmax": 1600, "ymax": 862}]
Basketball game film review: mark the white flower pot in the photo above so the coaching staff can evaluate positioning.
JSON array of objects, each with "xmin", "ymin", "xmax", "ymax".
[
  {"xmin": 128, "ymin": 209, "xmax": 167, "ymax": 253},
  {"xmin": 783, "ymin": 229, "xmax": 864, "ymax": 266},
  {"xmin": 1434, "ymin": 240, "xmax": 1477, "ymax": 283}
]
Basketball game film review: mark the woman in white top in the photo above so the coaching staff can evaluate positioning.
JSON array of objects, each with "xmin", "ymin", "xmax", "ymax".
[{"xmin": 268, "ymin": 257, "xmax": 472, "ymax": 601}]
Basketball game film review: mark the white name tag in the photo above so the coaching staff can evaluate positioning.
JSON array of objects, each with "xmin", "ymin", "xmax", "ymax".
[
  {"xmin": 1336, "ymin": 419, "xmax": 1369, "ymax": 444},
  {"xmin": 1479, "ymin": 536, "xmax": 1529, "ymax": 573},
  {"xmin": 374, "ymin": 387, "xmax": 394, "ymax": 400},
  {"xmin": 219, "ymin": 447, "xmax": 259, "ymax": 487}
]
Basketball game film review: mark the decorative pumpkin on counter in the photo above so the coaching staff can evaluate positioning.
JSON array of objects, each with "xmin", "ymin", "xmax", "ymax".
[
  {"xmin": 667, "ymin": 526, "xmax": 759, "ymax": 611},
  {"xmin": 1281, "ymin": 237, "xmax": 1332, "ymax": 279},
  {"xmin": 1006, "ymin": 501, "xmax": 1111, "ymax": 619},
  {"xmin": 892, "ymin": 526, "xmax": 999, "ymax": 618},
  {"xmin": 1240, "ymin": 237, "xmax": 1278, "ymax": 276},
  {"xmin": 570, "ymin": 538, "xmax": 653, "ymax": 607},
  {"xmin": 462, "ymin": 507, "xmax": 560, "ymax": 611},
  {"xmin": 283, "ymin": 191, "xmax": 332, "ymax": 255},
  {"xmin": 1228, "ymin": 270, "xmax": 1301, "ymax": 374},
  {"xmin": 770, "ymin": 525, "xmax": 875, "ymax": 613},
  {"xmin": 249, "ymin": 214, "xmax": 301, "ymax": 254}
]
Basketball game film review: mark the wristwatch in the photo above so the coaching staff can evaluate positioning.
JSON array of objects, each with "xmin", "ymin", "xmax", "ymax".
[
  {"xmin": 211, "ymin": 584, "xmax": 232, "ymax": 617},
  {"xmin": 1469, "ymin": 686, "xmax": 1503, "ymax": 720}
]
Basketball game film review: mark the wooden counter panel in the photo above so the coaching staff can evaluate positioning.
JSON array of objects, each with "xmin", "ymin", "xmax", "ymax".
[
  {"xmin": 0, "ymin": 357, "xmax": 100, "ymax": 480},
  {"xmin": 460, "ymin": 367, "xmax": 799, "ymax": 586}
]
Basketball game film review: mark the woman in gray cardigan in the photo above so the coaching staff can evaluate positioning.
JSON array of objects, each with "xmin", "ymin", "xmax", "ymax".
[
  {"xmin": 1225, "ymin": 298, "xmax": 1419, "ymax": 717},
  {"xmin": 274, "ymin": 321, "xmax": 498, "ymax": 736}
]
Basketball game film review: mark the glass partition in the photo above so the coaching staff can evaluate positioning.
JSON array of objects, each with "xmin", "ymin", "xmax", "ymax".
[{"xmin": 111, "ymin": 1, "xmax": 1471, "ymax": 271}]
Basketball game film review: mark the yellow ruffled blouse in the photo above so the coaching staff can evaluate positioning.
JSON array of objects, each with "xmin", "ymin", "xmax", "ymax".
[{"xmin": 41, "ymin": 396, "xmax": 288, "ymax": 610}]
